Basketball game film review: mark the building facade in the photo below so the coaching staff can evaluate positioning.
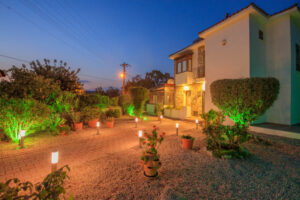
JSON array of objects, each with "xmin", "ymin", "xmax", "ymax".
[{"xmin": 169, "ymin": 3, "xmax": 300, "ymax": 125}]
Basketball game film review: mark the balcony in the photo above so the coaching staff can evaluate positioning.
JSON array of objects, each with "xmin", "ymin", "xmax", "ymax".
[{"xmin": 175, "ymin": 71, "xmax": 193, "ymax": 85}]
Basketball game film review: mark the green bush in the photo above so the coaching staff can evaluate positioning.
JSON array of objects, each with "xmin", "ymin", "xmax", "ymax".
[
  {"xmin": 129, "ymin": 87, "xmax": 149, "ymax": 117},
  {"xmin": 109, "ymin": 97, "xmax": 119, "ymax": 106},
  {"xmin": 210, "ymin": 77, "xmax": 280, "ymax": 127},
  {"xmin": 0, "ymin": 98, "xmax": 51, "ymax": 142},
  {"xmin": 81, "ymin": 106, "xmax": 102, "ymax": 122},
  {"xmin": 119, "ymin": 94, "xmax": 132, "ymax": 114},
  {"xmin": 0, "ymin": 165, "xmax": 71, "ymax": 199},
  {"xmin": 79, "ymin": 94, "xmax": 99, "ymax": 108},
  {"xmin": 201, "ymin": 110, "xmax": 250, "ymax": 159},
  {"xmin": 97, "ymin": 95, "xmax": 109, "ymax": 108}
]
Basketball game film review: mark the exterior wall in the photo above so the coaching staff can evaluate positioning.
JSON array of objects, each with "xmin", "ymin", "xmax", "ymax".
[
  {"xmin": 175, "ymin": 72, "xmax": 193, "ymax": 85},
  {"xmin": 190, "ymin": 83, "xmax": 204, "ymax": 116},
  {"xmin": 264, "ymin": 16, "xmax": 292, "ymax": 124},
  {"xmin": 290, "ymin": 16, "xmax": 300, "ymax": 125},
  {"xmin": 175, "ymin": 86, "xmax": 184, "ymax": 108},
  {"xmin": 205, "ymin": 15, "xmax": 251, "ymax": 115}
]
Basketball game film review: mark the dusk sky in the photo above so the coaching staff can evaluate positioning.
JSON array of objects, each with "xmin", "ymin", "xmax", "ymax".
[{"xmin": 0, "ymin": 0, "xmax": 298, "ymax": 90}]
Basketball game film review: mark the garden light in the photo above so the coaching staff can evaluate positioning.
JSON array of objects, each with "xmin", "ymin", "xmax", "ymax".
[
  {"xmin": 19, "ymin": 130, "xmax": 25, "ymax": 149},
  {"xmin": 176, "ymin": 123, "xmax": 179, "ymax": 136},
  {"xmin": 196, "ymin": 119, "xmax": 199, "ymax": 130},
  {"xmin": 51, "ymin": 151, "xmax": 58, "ymax": 172},
  {"xmin": 96, "ymin": 121, "xmax": 100, "ymax": 135},
  {"xmin": 135, "ymin": 117, "xmax": 138, "ymax": 128},
  {"xmin": 138, "ymin": 130, "xmax": 143, "ymax": 148},
  {"xmin": 160, "ymin": 115, "xmax": 163, "ymax": 123}
]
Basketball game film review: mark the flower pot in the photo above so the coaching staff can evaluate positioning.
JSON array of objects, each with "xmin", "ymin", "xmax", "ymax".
[
  {"xmin": 60, "ymin": 130, "xmax": 66, "ymax": 136},
  {"xmin": 105, "ymin": 120, "xmax": 114, "ymax": 128},
  {"xmin": 182, "ymin": 138, "xmax": 194, "ymax": 150},
  {"xmin": 74, "ymin": 122, "xmax": 83, "ymax": 131},
  {"xmin": 144, "ymin": 165, "xmax": 158, "ymax": 177},
  {"xmin": 88, "ymin": 119, "xmax": 98, "ymax": 128}
]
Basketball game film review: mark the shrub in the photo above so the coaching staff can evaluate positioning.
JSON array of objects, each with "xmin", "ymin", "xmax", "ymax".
[
  {"xmin": 0, "ymin": 165, "xmax": 71, "ymax": 199},
  {"xmin": 0, "ymin": 98, "xmax": 51, "ymax": 142},
  {"xmin": 201, "ymin": 110, "xmax": 250, "ymax": 159},
  {"xmin": 105, "ymin": 109, "xmax": 115, "ymax": 121},
  {"xmin": 97, "ymin": 95, "xmax": 109, "ymax": 108},
  {"xmin": 129, "ymin": 87, "xmax": 149, "ymax": 117},
  {"xmin": 81, "ymin": 106, "xmax": 101, "ymax": 122},
  {"xmin": 119, "ymin": 94, "xmax": 131, "ymax": 113},
  {"xmin": 181, "ymin": 135, "xmax": 194, "ymax": 140},
  {"xmin": 79, "ymin": 94, "xmax": 99, "ymax": 108},
  {"xmin": 109, "ymin": 97, "xmax": 119, "ymax": 106},
  {"xmin": 210, "ymin": 77, "xmax": 279, "ymax": 126},
  {"xmin": 108, "ymin": 106, "xmax": 122, "ymax": 118}
]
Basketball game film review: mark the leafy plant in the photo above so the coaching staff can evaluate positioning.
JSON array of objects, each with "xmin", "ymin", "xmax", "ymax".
[
  {"xmin": 181, "ymin": 135, "xmax": 194, "ymax": 140},
  {"xmin": 210, "ymin": 77, "xmax": 280, "ymax": 127},
  {"xmin": 105, "ymin": 109, "xmax": 118, "ymax": 121},
  {"xmin": 81, "ymin": 106, "xmax": 101, "ymax": 122},
  {"xmin": 68, "ymin": 110, "xmax": 81, "ymax": 124},
  {"xmin": 140, "ymin": 125, "xmax": 165, "ymax": 163},
  {"xmin": 0, "ymin": 165, "xmax": 72, "ymax": 200},
  {"xmin": 109, "ymin": 97, "xmax": 119, "ymax": 106},
  {"xmin": 0, "ymin": 98, "xmax": 51, "ymax": 142},
  {"xmin": 59, "ymin": 125, "xmax": 71, "ymax": 135},
  {"xmin": 129, "ymin": 87, "xmax": 149, "ymax": 117},
  {"xmin": 79, "ymin": 94, "xmax": 99, "ymax": 108}
]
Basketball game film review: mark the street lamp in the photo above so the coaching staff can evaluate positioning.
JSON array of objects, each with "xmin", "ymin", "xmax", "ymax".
[
  {"xmin": 96, "ymin": 121, "xmax": 100, "ymax": 135},
  {"xmin": 138, "ymin": 130, "xmax": 143, "ymax": 148},
  {"xmin": 51, "ymin": 151, "xmax": 58, "ymax": 172},
  {"xmin": 176, "ymin": 123, "xmax": 179, "ymax": 136}
]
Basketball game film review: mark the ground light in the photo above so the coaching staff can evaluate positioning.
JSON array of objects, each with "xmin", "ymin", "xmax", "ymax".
[
  {"xmin": 19, "ymin": 130, "xmax": 25, "ymax": 149},
  {"xmin": 160, "ymin": 115, "xmax": 163, "ymax": 123},
  {"xmin": 176, "ymin": 123, "xmax": 179, "ymax": 136},
  {"xmin": 96, "ymin": 121, "xmax": 100, "ymax": 135},
  {"xmin": 138, "ymin": 130, "xmax": 143, "ymax": 148},
  {"xmin": 51, "ymin": 151, "xmax": 58, "ymax": 172},
  {"xmin": 135, "ymin": 118, "xmax": 138, "ymax": 128},
  {"xmin": 196, "ymin": 119, "xmax": 199, "ymax": 130}
]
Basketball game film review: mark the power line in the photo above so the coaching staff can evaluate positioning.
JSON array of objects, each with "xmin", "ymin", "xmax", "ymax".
[{"xmin": 0, "ymin": 54, "xmax": 30, "ymax": 63}]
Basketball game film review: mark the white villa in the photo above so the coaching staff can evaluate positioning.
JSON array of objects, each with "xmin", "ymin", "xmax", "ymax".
[{"xmin": 168, "ymin": 3, "xmax": 300, "ymax": 125}]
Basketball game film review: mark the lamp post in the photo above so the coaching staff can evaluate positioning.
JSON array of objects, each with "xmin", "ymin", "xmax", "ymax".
[
  {"xmin": 176, "ymin": 123, "xmax": 179, "ymax": 136},
  {"xmin": 138, "ymin": 130, "xmax": 143, "ymax": 148},
  {"xmin": 96, "ymin": 121, "xmax": 100, "ymax": 135},
  {"xmin": 135, "ymin": 118, "xmax": 138, "ymax": 128},
  {"xmin": 19, "ymin": 130, "xmax": 25, "ymax": 149},
  {"xmin": 196, "ymin": 119, "xmax": 199, "ymax": 130},
  {"xmin": 51, "ymin": 151, "xmax": 58, "ymax": 172}
]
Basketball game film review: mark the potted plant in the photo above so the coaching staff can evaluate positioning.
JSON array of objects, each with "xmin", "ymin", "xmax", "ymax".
[
  {"xmin": 59, "ymin": 125, "xmax": 71, "ymax": 136},
  {"xmin": 105, "ymin": 109, "xmax": 115, "ymax": 128},
  {"xmin": 140, "ymin": 125, "xmax": 165, "ymax": 178},
  {"xmin": 69, "ymin": 111, "xmax": 83, "ymax": 131},
  {"xmin": 81, "ymin": 106, "xmax": 101, "ymax": 128},
  {"xmin": 181, "ymin": 135, "xmax": 194, "ymax": 150}
]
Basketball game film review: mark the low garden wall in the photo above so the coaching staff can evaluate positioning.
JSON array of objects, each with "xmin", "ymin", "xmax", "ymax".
[
  {"xmin": 146, "ymin": 104, "xmax": 156, "ymax": 115},
  {"xmin": 164, "ymin": 107, "xmax": 187, "ymax": 120}
]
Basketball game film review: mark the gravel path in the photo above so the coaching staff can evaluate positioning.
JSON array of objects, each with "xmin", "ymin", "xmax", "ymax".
[{"xmin": 1, "ymin": 117, "xmax": 299, "ymax": 199}]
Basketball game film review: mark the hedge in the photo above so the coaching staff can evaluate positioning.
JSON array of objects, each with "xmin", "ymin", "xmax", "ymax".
[
  {"xmin": 129, "ymin": 87, "xmax": 149, "ymax": 117},
  {"xmin": 210, "ymin": 77, "xmax": 279, "ymax": 126}
]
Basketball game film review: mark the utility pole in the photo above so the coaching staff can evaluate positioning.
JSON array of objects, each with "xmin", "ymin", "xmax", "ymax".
[{"xmin": 120, "ymin": 62, "xmax": 130, "ymax": 94}]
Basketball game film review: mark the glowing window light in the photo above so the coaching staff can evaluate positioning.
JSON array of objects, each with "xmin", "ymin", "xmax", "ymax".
[
  {"xmin": 51, "ymin": 151, "xmax": 59, "ymax": 164},
  {"xmin": 184, "ymin": 86, "xmax": 189, "ymax": 91}
]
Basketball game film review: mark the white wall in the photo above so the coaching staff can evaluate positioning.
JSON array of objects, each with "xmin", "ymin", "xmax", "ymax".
[
  {"xmin": 205, "ymin": 15, "xmax": 251, "ymax": 115},
  {"xmin": 290, "ymin": 16, "xmax": 300, "ymax": 125},
  {"xmin": 264, "ymin": 16, "xmax": 292, "ymax": 125}
]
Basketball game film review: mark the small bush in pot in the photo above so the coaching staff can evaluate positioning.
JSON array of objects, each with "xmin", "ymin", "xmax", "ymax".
[
  {"xmin": 140, "ymin": 125, "xmax": 165, "ymax": 177},
  {"xmin": 105, "ymin": 109, "xmax": 115, "ymax": 128},
  {"xmin": 181, "ymin": 135, "xmax": 195, "ymax": 150},
  {"xmin": 59, "ymin": 125, "xmax": 71, "ymax": 136},
  {"xmin": 68, "ymin": 110, "xmax": 82, "ymax": 131},
  {"xmin": 81, "ymin": 106, "xmax": 101, "ymax": 128}
]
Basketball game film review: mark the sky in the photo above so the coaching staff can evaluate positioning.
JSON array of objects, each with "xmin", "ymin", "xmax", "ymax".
[{"xmin": 0, "ymin": 0, "xmax": 299, "ymax": 90}]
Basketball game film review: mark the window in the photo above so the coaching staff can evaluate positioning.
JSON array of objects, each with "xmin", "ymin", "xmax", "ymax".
[
  {"xmin": 197, "ymin": 46, "xmax": 205, "ymax": 78},
  {"xmin": 182, "ymin": 60, "xmax": 187, "ymax": 72},
  {"xmin": 297, "ymin": 44, "xmax": 300, "ymax": 71},
  {"xmin": 177, "ymin": 63, "xmax": 181, "ymax": 73},
  {"xmin": 259, "ymin": 30, "xmax": 264, "ymax": 40}
]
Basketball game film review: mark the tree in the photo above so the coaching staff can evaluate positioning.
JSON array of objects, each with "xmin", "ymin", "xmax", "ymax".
[
  {"xmin": 29, "ymin": 59, "xmax": 82, "ymax": 93},
  {"xmin": 95, "ymin": 86, "xmax": 105, "ymax": 95},
  {"xmin": 125, "ymin": 70, "xmax": 171, "ymax": 89},
  {"xmin": 105, "ymin": 87, "xmax": 120, "ymax": 97}
]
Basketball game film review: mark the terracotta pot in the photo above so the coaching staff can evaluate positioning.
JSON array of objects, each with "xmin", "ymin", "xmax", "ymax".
[
  {"xmin": 74, "ymin": 122, "xmax": 83, "ymax": 131},
  {"xmin": 182, "ymin": 138, "xmax": 194, "ymax": 150},
  {"xmin": 105, "ymin": 120, "xmax": 114, "ymax": 128},
  {"xmin": 144, "ymin": 165, "xmax": 158, "ymax": 177},
  {"xmin": 88, "ymin": 119, "xmax": 98, "ymax": 128},
  {"xmin": 60, "ymin": 131, "xmax": 66, "ymax": 136}
]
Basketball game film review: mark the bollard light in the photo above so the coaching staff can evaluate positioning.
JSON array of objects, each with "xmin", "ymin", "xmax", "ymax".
[
  {"xmin": 196, "ymin": 119, "xmax": 199, "ymax": 130},
  {"xmin": 176, "ymin": 123, "xmax": 179, "ymax": 136},
  {"xmin": 19, "ymin": 130, "xmax": 25, "ymax": 149},
  {"xmin": 51, "ymin": 151, "xmax": 58, "ymax": 172},
  {"xmin": 96, "ymin": 121, "xmax": 100, "ymax": 135},
  {"xmin": 160, "ymin": 115, "xmax": 163, "ymax": 123},
  {"xmin": 138, "ymin": 130, "xmax": 143, "ymax": 148},
  {"xmin": 135, "ymin": 118, "xmax": 138, "ymax": 128}
]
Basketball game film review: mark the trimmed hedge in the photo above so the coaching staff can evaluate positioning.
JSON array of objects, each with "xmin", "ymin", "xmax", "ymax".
[
  {"xmin": 210, "ymin": 77, "xmax": 279, "ymax": 126},
  {"xmin": 129, "ymin": 87, "xmax": 149, "ymax": 117}
]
